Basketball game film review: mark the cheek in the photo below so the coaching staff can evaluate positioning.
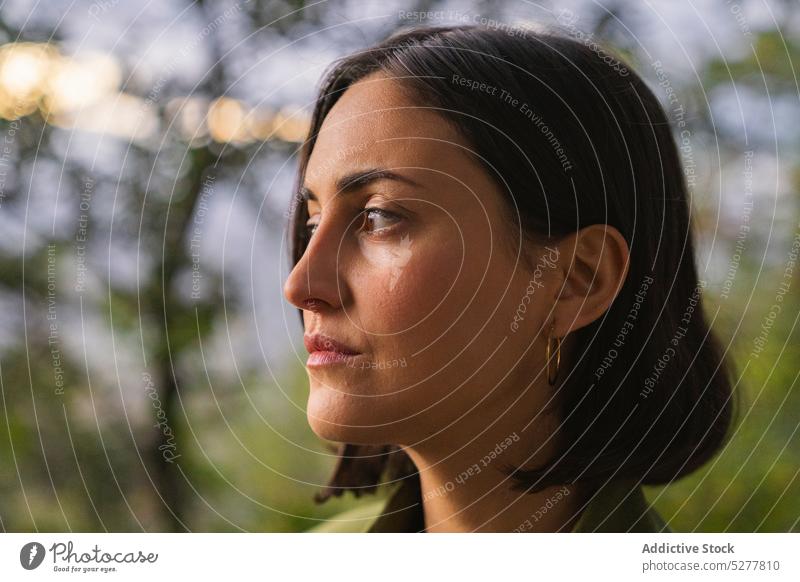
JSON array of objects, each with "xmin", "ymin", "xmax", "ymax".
[{"xmin": 353, "ymin": 238, "xmax": 463, "ymax": 335}]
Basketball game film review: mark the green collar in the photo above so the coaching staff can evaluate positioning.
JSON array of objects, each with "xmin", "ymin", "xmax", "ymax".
[{"xmin": 308, "ymin": 478, "xmax": 671, "ymax": 533}]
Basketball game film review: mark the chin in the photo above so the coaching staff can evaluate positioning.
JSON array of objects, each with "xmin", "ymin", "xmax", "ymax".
[{"xmin": 306, "ymin": 384, "xmax": 399, "ymax": 444}]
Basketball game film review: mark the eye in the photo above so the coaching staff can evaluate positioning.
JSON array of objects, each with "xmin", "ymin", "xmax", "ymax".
[
  {"xmin": 359, "ymin": 207, "xmax": 401, "ymax": 235},
  {"xmin": 304, "ymin": 216, "xmax": 319, "ymax": 238},
  {"xmin": 304, "ymin": 208, "xmax": 402, "ymax": 240}
]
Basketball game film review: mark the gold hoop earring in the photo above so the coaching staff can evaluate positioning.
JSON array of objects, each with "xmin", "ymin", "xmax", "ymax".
[{"xmin": 546, "ymin": 323, "xmax": 562, "ymax": 386}]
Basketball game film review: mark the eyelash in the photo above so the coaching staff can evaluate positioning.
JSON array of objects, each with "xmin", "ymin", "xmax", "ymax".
[{"xmin": 305, "ymin": 207, "xmax": 402, "ymax": 239}]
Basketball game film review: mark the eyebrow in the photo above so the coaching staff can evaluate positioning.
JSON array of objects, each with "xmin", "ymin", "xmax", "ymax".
[{"xmin": 300, "ymin": 168, "xmax": 421, "ymax": 203}]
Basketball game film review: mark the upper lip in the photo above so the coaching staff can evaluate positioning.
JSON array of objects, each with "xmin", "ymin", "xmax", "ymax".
[{"xmin": 303, "ymin": 333, "xmax": 360, "ymax": 355}]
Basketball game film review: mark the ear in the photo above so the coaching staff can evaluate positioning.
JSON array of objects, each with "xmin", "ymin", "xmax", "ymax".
[{"xmin": 549, "ymin": 224, "xmax": 630, "ymax": 337}]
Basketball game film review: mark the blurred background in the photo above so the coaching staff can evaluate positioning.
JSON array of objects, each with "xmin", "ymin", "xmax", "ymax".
[{"xmin": 0, "ymin": 0, "xmax": 798, "ymax": 532}]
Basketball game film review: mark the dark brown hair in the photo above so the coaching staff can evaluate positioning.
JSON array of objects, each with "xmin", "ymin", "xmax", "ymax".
[{"xmin": 286, "ymin": 25, "xmax": 736, "ymax": 501}]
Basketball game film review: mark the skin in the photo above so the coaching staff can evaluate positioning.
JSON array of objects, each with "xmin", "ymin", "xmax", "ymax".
[{"xmin": 283, "ymin": 72, "xmax": 630, "ymax": 532}]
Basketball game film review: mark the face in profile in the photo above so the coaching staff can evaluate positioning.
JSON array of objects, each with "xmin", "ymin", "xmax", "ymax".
[{"xmin": 283, "ymin": 73, "xmax": 563, "ymax": 453}]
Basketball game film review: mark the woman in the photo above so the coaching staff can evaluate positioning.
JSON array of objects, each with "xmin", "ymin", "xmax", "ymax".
[{"xmin": 283, "ymin": 24, "xmax": 734, "ymax": 532}]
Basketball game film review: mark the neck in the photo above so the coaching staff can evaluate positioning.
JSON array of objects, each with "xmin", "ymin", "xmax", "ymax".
[{"xmin": 403, "ymin": 424, "xmax": 585, "ymax": 532}]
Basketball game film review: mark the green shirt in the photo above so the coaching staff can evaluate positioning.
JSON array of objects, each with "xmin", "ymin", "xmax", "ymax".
[{"xmin": 307, "ymin": 478, "xmax": 671, "ymax": 533}]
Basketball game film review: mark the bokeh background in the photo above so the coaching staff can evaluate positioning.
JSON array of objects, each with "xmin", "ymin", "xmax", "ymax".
[{"xmin": 0, "ymin": 0, "xmax": 798, "ymax": 532}]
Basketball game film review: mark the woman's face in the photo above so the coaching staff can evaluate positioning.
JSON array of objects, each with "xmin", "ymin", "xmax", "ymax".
[{"xmin": 284, "ymin": 73, "xmax": 561, "ymax": 447}]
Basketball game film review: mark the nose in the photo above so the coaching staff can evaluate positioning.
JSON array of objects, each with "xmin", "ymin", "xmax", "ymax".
[{"xmin": 283, "ymin": 220, "xmax": 348, "ymax": 312}]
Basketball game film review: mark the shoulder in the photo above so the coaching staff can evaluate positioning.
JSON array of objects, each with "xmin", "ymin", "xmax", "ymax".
[
  {"xmin": 305, "ymin": 480, "xmax": 422, "ymax": 533},
  {"xmin": 573, "ymin": 480, "xmax": 672, "ymax": 532},
  {"xmin": 305, "ymin": 497, "xmax": 391, "ymax": 533},
  {"xmin": 304, "ymin": 478, "xmax": 671, "ymax": 533}
]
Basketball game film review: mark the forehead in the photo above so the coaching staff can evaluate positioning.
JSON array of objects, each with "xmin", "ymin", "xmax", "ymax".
[{"xmin": 305, "ymin": 74, "xmax": 470, "ymax": 186}]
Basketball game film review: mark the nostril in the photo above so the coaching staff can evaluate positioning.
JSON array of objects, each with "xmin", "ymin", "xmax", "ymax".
[{"xmin": 302, "ymin": 298, "xmax": 321, "ymax": 311}]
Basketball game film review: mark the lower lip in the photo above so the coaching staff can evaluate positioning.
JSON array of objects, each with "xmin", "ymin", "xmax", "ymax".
[{"xmin": 307, "ymin": 351, "xmax": 360, "ymax": 367}]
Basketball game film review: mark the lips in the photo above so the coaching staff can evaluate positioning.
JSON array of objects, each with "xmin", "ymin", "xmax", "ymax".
[
  {"xmin": 303, "ymin": 333, "xmax": 360, "ymax": 355},
  {"xmin": 303, "ymin": 333, "xmax": 361, "ymax": 367}
]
